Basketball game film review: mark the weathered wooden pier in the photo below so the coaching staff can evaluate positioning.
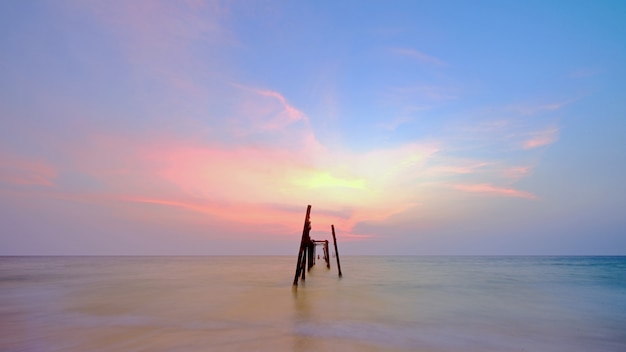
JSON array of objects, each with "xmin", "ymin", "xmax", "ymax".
[{"xmin": 293, "ymin": 205, "xmax": 342, "ymax": 287}]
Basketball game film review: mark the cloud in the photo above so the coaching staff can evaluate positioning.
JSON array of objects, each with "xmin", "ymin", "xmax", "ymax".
[
  {"xmin": 119, "ymin": 195, "xmax": 308, "ymax": 234},
  {"xmin": 522, "ymin": 127, "xmax": 559, "ymax": 149},
  {"xmin": 392, "ymin": 48, "xmax": 446, "ymax": 66},
  {"xmin": 135, "ymin": 138, "xmax": 440, "ymax": 236},
  {"xmin": 506, "ymin": 100, "xmax": 573, "ymax": 116},
  {"xmin": 454, "ymin": 184, "xmax": 537, "ymax": 199},
  {"xmin": 33, "ymin": 92, "xmax": 443, "ymax": 239},
  {"xmin": 0, "ymin": 154, "xmax": 57, "ymax": 186},
  {"xmin": 254, "ymin": 89, "xmax": 306, "ymax": 122},
  {"xmin": 231, "ymin": 84, "xmax": 308, "ymax": 131},
  {"xmin": 503, "ymin": 166, "xmax": 531, "ymax": 181},
  {"xmin": 427, "ymin": 162, "xmax": 489, "ymax": 175},
  {"xmin": 451, "ymin": 98, "xmax": 568, "ymax": 153}
]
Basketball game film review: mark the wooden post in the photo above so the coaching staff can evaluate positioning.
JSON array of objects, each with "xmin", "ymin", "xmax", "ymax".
[
  {"xmin": 331, "ymin": 225, "xmax": 342, "ymax": 277},
  {"xmin": 293, "ymin": 248, "xmax": 304, "ymax": 285},
  {"xmin": 293, "ymin": 205, "xmax": 312, "ymax": 286},
  {"xmin": 324, "ymin": 240, "xmax": 330, "ymax": 268},
  {"xmin": 307, "ymin": 244, "xmax": 314, "ymax": 271},
  {"xmin": 301, "ymin": 248, "xmax": 306, "ymax": 281}
]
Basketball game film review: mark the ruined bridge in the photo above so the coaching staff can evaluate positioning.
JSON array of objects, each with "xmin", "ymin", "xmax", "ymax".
[{"xmin": 292, "ymin": 205, "xmax": 342, "ymax": 287}]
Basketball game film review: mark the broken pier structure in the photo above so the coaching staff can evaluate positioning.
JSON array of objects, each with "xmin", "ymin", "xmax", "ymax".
[{"xmin": 292, "ymin": 205, "xmax": 343, "ymax": 287}]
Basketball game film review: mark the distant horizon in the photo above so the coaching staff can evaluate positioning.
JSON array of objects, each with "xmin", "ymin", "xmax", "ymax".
[
  {"xmin": 2, "ymin": 253, "xmax": 625, "ymax": 257},
  {"xmin": 1, "ymin": 1, "xmax": 625, "ymax": 255}
]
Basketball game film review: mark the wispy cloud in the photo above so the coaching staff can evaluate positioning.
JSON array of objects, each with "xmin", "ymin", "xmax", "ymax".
[
  {"xmin": 392, "ymin": 48, "xmax": 446, "ymax": 66},
  {"xmin": 505, "ymin": 99, "xmax": 573, "ymax": 116},
  {"xmin": 119, "ymin": 195, "xmax": 308, "ymax": 235},
  {"xmin": 232, "ymin": 84, "xmax": 308, "ymax": 131},
  {"xmin": 0, "ymin": 153, "xmax": 56, "ymax": 186},
  {"xmin": 502, "ymin": 166, "xmax": 531, "ymax": 181},
  {"xmin": 522, "ymin": 127, "xmax": 559, "ymax": 149},
  {"xmin": 454, "ymin": 184, "xmax": 537, "ymax": 199},
  {"xmin": 451, "ymin": 97, "xmax": 569, "ymax": 153},
  {"xmin": 428, "ymin": 162, "xmax": 489, "ymax": 175},
  {"xmin": 255, "ymin": 89, "xmax": 306, "ymax": 122}
]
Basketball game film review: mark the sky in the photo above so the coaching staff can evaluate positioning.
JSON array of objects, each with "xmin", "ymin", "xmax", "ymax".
[{"xmin": 1, "ymin": 0, "xmax": 625, "ymax": 255}]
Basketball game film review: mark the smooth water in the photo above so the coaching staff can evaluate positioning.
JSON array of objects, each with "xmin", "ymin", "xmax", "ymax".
[{"xmin": 1, "ymin": 256, "xmax": 625, "ymax": 351}]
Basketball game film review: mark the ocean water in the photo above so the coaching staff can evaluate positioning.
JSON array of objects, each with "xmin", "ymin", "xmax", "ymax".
[{"xmin": 1, "ymin": 256, "xmax": 625, "ymax": 351}]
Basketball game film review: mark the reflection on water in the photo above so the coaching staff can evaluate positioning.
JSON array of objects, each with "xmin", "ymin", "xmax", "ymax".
[{"xmin": 1, "ymin": 256, "xmax": 625, "ymax": 351}]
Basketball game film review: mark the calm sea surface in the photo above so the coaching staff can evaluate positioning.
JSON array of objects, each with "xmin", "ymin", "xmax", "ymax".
[{"xmin": 1, "ymin": 256, "xmax": 625, "ymax": 351}]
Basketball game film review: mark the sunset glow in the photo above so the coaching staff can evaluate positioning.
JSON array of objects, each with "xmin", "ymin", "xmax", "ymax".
[{"xmin": 1, "ymin": 0, "xmax": 624, "ymax": 255}]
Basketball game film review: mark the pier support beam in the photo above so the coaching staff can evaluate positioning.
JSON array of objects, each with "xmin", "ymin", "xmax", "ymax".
[
  {"xmin": 307, "ymin": 244, "xmax": 314, "ymax": 271},
  {"xmin": 324, "ymin": 240, "xmax": 330, "ymax": 268},
  {"xmin": 293, "ymin": 205, "xmax": 312, "ymax": 286},
  {"xmin": 331, "ymin": 225, "xmax": 343, "ymax": 278}
]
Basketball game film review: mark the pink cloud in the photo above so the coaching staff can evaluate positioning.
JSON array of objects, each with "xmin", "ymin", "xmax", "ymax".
[
  {"xmin": 428, "ymin": 162, "xmax": 489, "ymax": 175},
  {"xmin": 230, "ymin": 84, "xmax": 308, "ymax": 132},
  {"xmin": 28, "ymin": 115, "xmax": 444, "ymax": 242},
  {"xmin": 523, "ymin": 127, "xmax": 559, "ymax": 149},
  {"xmin": 146, "ymin": 144, "xmax": 305, "ymax": 203},
  {"xmin": 454, "ymin": 183, "xmax": 537, "ymax": 199},
  {"xmin": 135, "ymin": 196, "xmax": 375, "ymax": 241},
  {"xmin": 120, "ymin": 196, "xmax": 307, "ymax": 234},
  {"xmin": 254, "ymin": 88, "xmax": 306, "ymax": 123},
  {"xmin": 0, "ymin": 154, "xmax": 56, "ymax": 186},
  {"xmin": 127, "ymin": 138, "xmax": 438, "ymax": 238},
  {"xmin": 503, "ymin": 166, "xmax": 531, "ymax": 180}
]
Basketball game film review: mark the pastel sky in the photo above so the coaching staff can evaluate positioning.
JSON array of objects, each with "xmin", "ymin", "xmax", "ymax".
[{"xmin": 1, "ymin": 0, "xmax": 625, "ymax": 255}]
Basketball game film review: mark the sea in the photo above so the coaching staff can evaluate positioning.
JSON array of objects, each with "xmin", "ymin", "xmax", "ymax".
[{"xmin": 1, "ymin": 256, "xmax": 625, "ymax": 351}]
